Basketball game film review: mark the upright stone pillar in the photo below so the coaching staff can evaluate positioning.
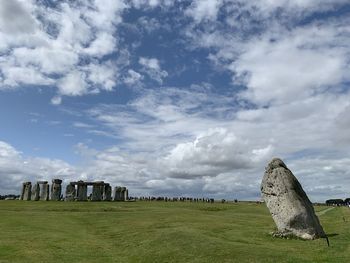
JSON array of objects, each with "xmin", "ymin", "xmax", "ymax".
[
  {"xmin": 20, "ymin": 183, "xmax": 26, "ymax": 200},
  {"xmin": 124, "ymin": 188, "xmax": 129, "ymax": 201},
  {"xmin": 113, "ymin": 186, "xmax": 122, "ymax": 201},
  {"xmin": 51, "ymin": 179, "xmax": 62, "ymax": 201},
  {"xmin": 40, "ymin": 182, "xmax": 49, "ymax": 201},
  {"xmin": 77, "ymin": 182, "xmax": 88, "ymax": 201},
  {"xmin": 103, "ymin": 184, "xmax": 112, "ymax": 201},
  {"xmin": 65, "ymin": 184, "xmax": 76, "ymax": 201},
  {"xmin": 91, "ymin": 182, "xmax": 104, "ymax": 201},
  {"xmin": 261, "ymin": 158, "xmax": 326, "ymax": 239},
  {"xmin": 120, "ymin": 187, "xmax": 126, "ymax": 201},
  {"xmin": 31, "ymin": 183, "xmax": 40, "ymax": 201},
  {"xmin": 22, "ymin": 182, "xmax": 32, "ymax": 201}
]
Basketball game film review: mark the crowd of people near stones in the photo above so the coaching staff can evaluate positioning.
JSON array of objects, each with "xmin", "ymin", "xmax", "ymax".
[
  {"xmin": 0, "ymin": 194, "xmax": 20, "ymax": 200},
  {"xmin": 325, "ymin": 198, "xmax": 350, "ymax": 207},
  {"xmin": 135, "ymin": 197, "xmax": 240, "ymax": 203},
  {"xmin": 136, "ymin": 196, "xmax": 216, "ymax": 203}
]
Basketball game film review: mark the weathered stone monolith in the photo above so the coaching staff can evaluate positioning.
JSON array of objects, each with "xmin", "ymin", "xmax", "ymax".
[
  {"xmin": 120, "ymin": 187, "xmax": 127, "ymax": 201},
  {"xmin": 22, "ymin": 182, "xmax": 32, "ymax": 201},
  {"xmin": 65, "ymin": 184, "xmax": 76, "ymax": 201},
  {"xmin": 124, "ymin": 189, "xmax": 129, "ymax": 201},
  {"xmin": 31, "ymin": 183, "xmax": 40, "ymax": 201},
  {"xmin": 40, "ymin": 182, "xmax": 49, "ymax": 201},
  {"xmin": 103, "ymin": 184, "xmax": 112, "ymax": 201},
  {"xmin": 51, "ymin": 179, "xmax": 62, "ymax": 201},
  {"xmin": 113, "ymin": 186, "xmax": 122, "ymax": 201},
  {"xmin": 20, "ymin": 183, "xmax": 25, "ymax": 200},
  {"xmin": 261, "ymin": 158, "xmax": 326, "ymax": 240},
  {"xmin": 77, "ymin": 182, "xmax": 87, "ymax": 201},
  {"xmin": 91, "ymin": 182, "xmax": 104, "ymax": 201}
]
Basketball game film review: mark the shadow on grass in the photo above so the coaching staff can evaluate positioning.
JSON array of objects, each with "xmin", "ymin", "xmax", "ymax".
[{"xmin": 326, "ymin": 233, "xmax": 339, "ymax": 237}]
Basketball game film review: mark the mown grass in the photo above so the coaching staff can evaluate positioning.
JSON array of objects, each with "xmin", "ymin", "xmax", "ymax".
[{"xmin": 0, "ymin": 201, "xmax": 349, "ymax": 263}]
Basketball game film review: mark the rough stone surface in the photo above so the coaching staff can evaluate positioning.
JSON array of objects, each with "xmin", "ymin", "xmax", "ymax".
[
  {"xmin": 22, "ymin": 182, "xmax": 32, "ymax": 201},
  {"xmin": 120, "ymin": 187, "xmax": 127, "ymax": 201},
  {"xmin": 65, "ymin": 184, "xmax": 76, "ymax": 201},
  {"xmin": 40, "ymin": 183, "xmax": 49, "ymax": 201},
  {"xmin": 51, "ymin": 179, "xmax": 62, "ymax": 201},
  {"xmin": 261, "ymin": 158, "xmax": 326, "ymax": 240},
  {"xmin": 20, "ymin": 183, "xmax": 26, "ymax": 200},
  {"xmin": 103, "ymin": 184, "xmax": 112, "ymax": 201},
  {"xmin": 91, "ymin": 182, "xmax": 104, "ymax": 201},
  {"xmin": 77, "ymin": 182, "xmax": 88, "ymax": 201},
  {"xmin": 113, "ymin": 186, "xmax": 122, "ymax": 201},
  {"xmin": 31, "ymin": 183, "xmax": 40, "ymax": 201},
  {"xmin": 124, "ymin": 189, "xmax": 129, "ymax": 201}
]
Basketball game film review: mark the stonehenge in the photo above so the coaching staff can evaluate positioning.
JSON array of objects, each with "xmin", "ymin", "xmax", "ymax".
[
  {"xmin": 40, "ymin": 182, "xmax": 49, "ymax": 201},
  {"xmin": 20, "ymin": 180, "xmax": 129, "ymax": 202},
  {"xmin": 20, "ymin": 182, "xmax": 32, "ymax": 201},
  {"xmin": 103, "ymin": 184, "xmax": 112, "ymax": 201},
  {"xmin": 65, "ymin": 184, "xmax": 76, "ymax": 201},
  {"xmin": 31, "ymin": 183, "xmax": 40, "ymax": 201},
  {"xmin": 50, "ymin": 179, "xmax": 62, "ymax": 201},
  {"xmin": 113, "ymin": 186, "xmax": 123, "ymax": 201},
  {"xmin": 261, "ymin": 158, "xmax": 326, "ymax": 240}
]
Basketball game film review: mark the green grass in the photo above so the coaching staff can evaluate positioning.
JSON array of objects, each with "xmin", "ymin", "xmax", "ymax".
[{"xmin": 0, "ymin": 201, "xmax": 349, "ymax": 263}]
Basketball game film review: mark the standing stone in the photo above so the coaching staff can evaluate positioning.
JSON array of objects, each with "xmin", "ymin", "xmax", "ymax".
[
  {"xmin": 40, "ymin": 183, "xmax": 49, "ymax": 201},
  {"xmin": 22, "ymin": 182, "xmax": 32, "ymax": 201},
  {"xmin": 113, "ymin": 186, "xmax": 122, "ymax": 201},
  {"xmin": 20, "ymin": 183, "xmax": 26, "ymax": 200},
  {"xmin": 103, "ymin": 184, "xmax": 112, "ymax": 201},
  {"xmin": 65, "ymin": 184, "xmax": 76, "ymax": 201},
  {"xmin": 51, "ymin": 179, "xmax": 62, "ymax": 201},
  {"xmin": 124, "ymin": 189, "xmax": 129, "ymax": 201},
  {"xmin": 91, "ymin": 182, "xmax": 104, "ymax": 201},
  {"xmin": 261, "ymin": 158, "xmax": 326, "ymax": 240},
  {"xmin": 31, "ymin": 183, "xmax": 40, "ymax": 201},
  {"xmin": 77, "ymin": 182, "xmax": 88, "ymax": 201},
  {"xmin": 120, "ymin": 187, "xmax": 127, "ymax": 201}
]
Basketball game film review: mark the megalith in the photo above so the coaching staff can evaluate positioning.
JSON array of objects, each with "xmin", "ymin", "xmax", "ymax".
[
  {"xmin": 65, "ymin": 184, "xmax": 76, "ymax": 201},
  {"xmin": 31, "ymin": 183, "xmax": 40, "ymax": 201},
  {"xmin": 124, "ymin": 188, "xmax": 129, "ymax": 201},
  {"xmin": 103, "ymin": 184, "xmax": 112, "ymax": 201},
  {"xmin": 76, "ymin": 182, "xmax": 88, "ymax": 201},
  {"xmin": 21, "ymin": 182, "xmax": 32, "ymax": 201},
  {"xmin": 91, "ymin": 182, "xmax": 104, "ymax": 201},
  {"xmin": 113, "ymin": 186, "xmax": 122, "ymax": 201},
  {"xmin": 119, "ymin": 186, "xmax": 126, "ymax": 201},
  {"xmin": 40, "ymin": 182, "xmax": 50, "ymax": 201},
  {"xmin": 51, "ymin": 179, "xmax": 62, "ymax": 201},
  {"xmin": 261, "ymin": 158, "xmax": 326, "ymax": 240}
]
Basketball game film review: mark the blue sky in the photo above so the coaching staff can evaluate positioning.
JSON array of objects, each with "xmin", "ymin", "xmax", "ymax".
[{"xmin": 1, "ymin": 0, "xmax": 350, "ymax": 201}]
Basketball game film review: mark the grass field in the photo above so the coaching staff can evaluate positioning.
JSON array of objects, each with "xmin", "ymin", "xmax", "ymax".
[{"xmin": 0, "ymin": 201, "xmax": 349, "ymax": 263}]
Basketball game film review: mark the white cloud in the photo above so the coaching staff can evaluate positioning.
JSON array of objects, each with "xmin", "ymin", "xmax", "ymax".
[
  {"xmin": 51, "ymin": 96, "xmax": 62, "ymax": 105},
  {"xmin": 83, "ymin": 33, "xmax": 117, "ymax": 57},
  {"xmin": 161, "ymin": 128, "xmax": 273, "ymax": 178},
  {"xmin": 0, "ymin": 141, "xmax": 76, "ymax": 194},
  {"xmin": 230, "ymin": 24, "xmax": 349, "ymax": 106},
  {"xmin": 186, "ymin": 0, "xmax": 223, "ymax": 23},
  {"xmin": 58, "ymin": 71, "xmax": 87, "ymax": 96},
  {"xmin": 0, "ymin": 0, "xmax": 127, "ymax": 99},
  {"xmin": 1, "ymin": 66, "xmax": 54, "ymax": 87},
  {"xmin": 138, "ymin": 57, "xmax": 168, "ymax": 83},
  {"xmin": 124, "ymin": 69, "xmax": 143, "ymax": 85},
  {"xmin": 0, "ymin": 0, "xmax": 36, "ymax": 35}
]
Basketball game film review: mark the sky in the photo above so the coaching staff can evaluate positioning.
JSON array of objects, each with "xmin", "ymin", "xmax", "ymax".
[{"xmin": 1, "ymin": 0, "xmax": 350, "ymax": 201}]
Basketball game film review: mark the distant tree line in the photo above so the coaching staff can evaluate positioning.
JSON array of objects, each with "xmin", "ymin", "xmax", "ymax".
[{"xmin": 325, "ymin": 198, "xmax": 350, "ymax": 206}]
